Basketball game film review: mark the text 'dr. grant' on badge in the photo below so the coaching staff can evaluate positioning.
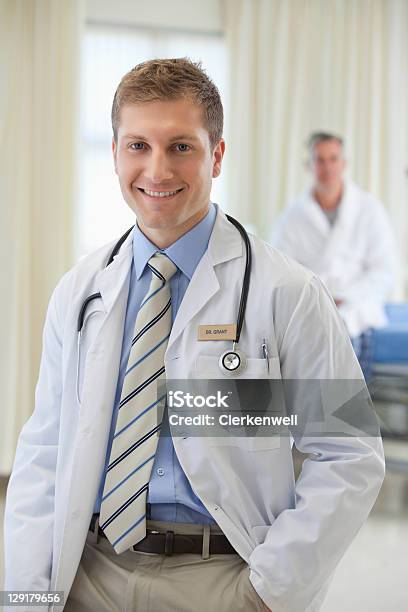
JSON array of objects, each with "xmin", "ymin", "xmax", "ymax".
[{"xmin": 198, "ymin": 324, "xmax": 237, "ymax": 341}]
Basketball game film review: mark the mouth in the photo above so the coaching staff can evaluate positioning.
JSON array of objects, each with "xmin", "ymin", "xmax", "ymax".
[{"xmin": 137, "ymin": 187, "xmax": 184, "ymax": 200}]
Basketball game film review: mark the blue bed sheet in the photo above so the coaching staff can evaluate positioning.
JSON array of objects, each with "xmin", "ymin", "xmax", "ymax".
[{"xmin": 371, "ymin": 304, "xmax": 408, "ymax": 364}]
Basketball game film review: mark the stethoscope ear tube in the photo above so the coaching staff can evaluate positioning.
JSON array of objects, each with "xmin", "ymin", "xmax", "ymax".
[
  {"xmin": 77, "ymin": 293, "xmax": 102, "ymax": 332},
  {"xmin": 106, "ymin": 225, "xmax": 133, "ymax": 265},
  {"xmin": 225, "ymin": 215, "xmax": 251, "ymax": 346},
  {"xmin": 221, "ymin": 215, "xmax": 252, "ymax": 375}
]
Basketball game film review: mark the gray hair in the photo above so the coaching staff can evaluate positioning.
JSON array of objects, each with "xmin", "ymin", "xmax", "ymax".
[{"xmin": 307, "ymin": 131, "xmax": 344, "ymax": 156}]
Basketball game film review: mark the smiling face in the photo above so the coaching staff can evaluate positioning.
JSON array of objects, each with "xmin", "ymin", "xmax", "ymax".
[
  {"xmin": 310, "ymin": 138, "xmax": 346, "ymax": 192},
  {"xmin": 112, "ymin": 98, "xmax": 225, "ymax": 248}
]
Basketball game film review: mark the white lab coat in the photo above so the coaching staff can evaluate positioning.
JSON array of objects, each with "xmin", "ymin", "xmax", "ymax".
[
  {"xmin": 270, "ymin": 181, "xmax": 397, "ymax": 337},
  {"xmin": 4, "ymin": 207, "xmax": 385, "ymax": 612}
]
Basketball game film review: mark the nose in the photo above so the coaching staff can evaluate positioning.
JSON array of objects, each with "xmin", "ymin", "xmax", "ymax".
[{"xmin": 144, "ymin": 150, "xmax": 174, "ymax": 184}]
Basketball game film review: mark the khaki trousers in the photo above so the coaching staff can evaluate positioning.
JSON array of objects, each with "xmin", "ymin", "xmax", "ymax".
[{"xmin": 65, "ymin": 519, "xmax": 265, "ymax": 612}]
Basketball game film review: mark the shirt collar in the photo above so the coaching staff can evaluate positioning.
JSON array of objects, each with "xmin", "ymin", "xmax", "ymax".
[{"xmin": 133, "ymin": 203, "xmax": 217, "ymax": 280}]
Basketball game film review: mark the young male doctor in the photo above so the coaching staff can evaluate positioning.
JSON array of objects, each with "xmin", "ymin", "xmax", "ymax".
[{"xmin": 4, "ymin": 59, "xmax": 385, "ymax": 612}]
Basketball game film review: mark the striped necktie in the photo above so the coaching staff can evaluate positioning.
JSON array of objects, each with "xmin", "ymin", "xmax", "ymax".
[{"xmin": 99, "ymin": 252, "xmax": 177, "ymax": 553}]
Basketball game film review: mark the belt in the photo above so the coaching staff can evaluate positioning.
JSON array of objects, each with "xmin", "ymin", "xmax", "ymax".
[{"xmin": 89, "ymin": 514, "xmax": 237, "ymax": 555}]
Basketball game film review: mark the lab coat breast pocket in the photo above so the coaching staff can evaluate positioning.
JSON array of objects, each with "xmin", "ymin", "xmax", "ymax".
[
  {"xmin": 195, "ymin": 355, "xmax": 282, "ymax": 379},
  {"xmin": 76, "ymin": 308, "xmax": 105, "ymax": 404},
  {"xmin": 195, "ymin": 355, "xmax": 282, "ymax": 451}
]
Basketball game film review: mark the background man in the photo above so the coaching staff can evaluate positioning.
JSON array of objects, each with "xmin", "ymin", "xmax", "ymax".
[{"xmin": 271, "ymin": 132, "xmax": 397, "ymax": 356}]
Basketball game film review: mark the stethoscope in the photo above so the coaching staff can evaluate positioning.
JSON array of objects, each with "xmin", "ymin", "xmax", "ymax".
[{"xmin": 77, "ymin": 214, "xmax": 251, "ymax": 377}]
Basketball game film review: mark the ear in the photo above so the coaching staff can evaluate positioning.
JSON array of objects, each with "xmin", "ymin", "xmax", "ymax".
[
  {"xmin": 212, "ymin": 139, "xmax": 226, "ymax": 178},
  {"xmin": 112, "ymin": 137, "xmax": 118, "ymax": 175}
]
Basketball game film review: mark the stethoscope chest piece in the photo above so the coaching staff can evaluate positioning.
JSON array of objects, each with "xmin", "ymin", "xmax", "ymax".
[{"xmin": 219, "ymin": 348, "xmax": 247, "ymax": 376}]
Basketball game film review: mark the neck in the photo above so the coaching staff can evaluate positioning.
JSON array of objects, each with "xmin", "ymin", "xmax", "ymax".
[
  {"xmin": 138, "ymin": 205, "xmax": 210, "ymax": 249},
  {"xmin": 313, "ymin": 182, "xmax": 343, "ymax": 210}
]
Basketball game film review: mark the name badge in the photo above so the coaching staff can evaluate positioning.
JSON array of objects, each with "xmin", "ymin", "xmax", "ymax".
[{"xmin": 198, "ymin": 324, "xmax": 237, "ymax": 341}]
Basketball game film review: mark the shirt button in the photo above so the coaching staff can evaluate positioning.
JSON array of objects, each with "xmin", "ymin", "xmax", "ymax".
[{"xmin": 156, "ymin": 467, "xmax": 165, "ymax": 476}]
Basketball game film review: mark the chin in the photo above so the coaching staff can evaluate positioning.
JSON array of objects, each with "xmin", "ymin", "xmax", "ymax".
[
  {"xmin": 139, "ymin": 213, "xmax": 183, "ymax": 231},
  {"xmin": 320, "ymin": 179, "xmax": 337, "ymax": 189},
  {"xmin": 131, "ymin": 202, "xmax": 176, "ymax": 223}
]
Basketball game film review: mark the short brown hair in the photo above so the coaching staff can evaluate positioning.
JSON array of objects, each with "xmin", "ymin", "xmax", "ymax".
[{"xmin": 111, "ymin": 57, "xmax": 224, "ymax": 150}]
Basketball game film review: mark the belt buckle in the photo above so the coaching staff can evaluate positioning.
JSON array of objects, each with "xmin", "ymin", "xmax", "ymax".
[
  {"xmin": 129, "ymin": 529, "xmax": 160, "ymax": 553},
  {"xmin": 164, "ymin": 530, "xmax": 175, "ymax": 556},
  {"xmin": 129, "ymin": 529, "xmax": 170, "ymax": 554}
]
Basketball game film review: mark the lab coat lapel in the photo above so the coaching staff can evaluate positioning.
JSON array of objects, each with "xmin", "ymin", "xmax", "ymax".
[
  {"xmin": 299, "ymin": 181, "xmax": 355, "ymax": 275},
  {"xmin": 334, "ymin": 180, "xmax": 357, "ymax": 230},
  {"xmin": 318, "ymin": 180, "xmax": 355, "ymax": 261},
  {"xmin": 79, "ymin": 230, "xmax": 134, "ymax": 424},
  {"xmin": 95, "ymin": 229, "xmax": 135, "ymax": 314},
  {"xmin": 167, "ymin": 208, "xmax": 243, "ymax": 353},
  {"xmin": 75, "ymin": 236, "xmax": 135, "ymax": 329},
  {"xmin": 54, "ymin": 229, "xmax": 135, "ymax": 592},
  {"xmin": 303, "ymin": 189, "xmax": 331, "ymax": 235}
]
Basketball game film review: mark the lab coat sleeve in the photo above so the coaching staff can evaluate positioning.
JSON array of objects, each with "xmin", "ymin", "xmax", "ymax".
[
  {"xmin": 3, "ymin": 280, "xmax": 64, "ymax": 601},
  {"xmin": 248, "ymin": 275, "xmax": 385, "ymax": 612}
]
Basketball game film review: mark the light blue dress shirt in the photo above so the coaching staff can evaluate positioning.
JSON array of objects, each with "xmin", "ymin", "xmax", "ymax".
[{"xmin": 94, "ymin": 203, "xmax": 217, "ymax": 524}]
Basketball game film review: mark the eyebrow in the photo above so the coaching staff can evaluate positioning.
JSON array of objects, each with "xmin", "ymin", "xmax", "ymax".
[
  {"xmin": 122, "ymin": 133, "xmax": 200, "ymax": 142},
  {"xmin": 169, "ymin": 134, "xmax": 200, "ymax": 142}
]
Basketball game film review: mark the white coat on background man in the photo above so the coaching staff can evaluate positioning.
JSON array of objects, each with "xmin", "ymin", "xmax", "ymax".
[
  {"xmin": 4, "ymin": 98, "xmax": 384, "ymax": 612},
  {"xmin": 271, "ymin": 133, "xmax": 397, "ymax": 338}
]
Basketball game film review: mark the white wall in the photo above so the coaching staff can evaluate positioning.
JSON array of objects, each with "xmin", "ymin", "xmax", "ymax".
[{"xmin": 86, "ymin": 0, "xmax": 223, "ymax": 33}]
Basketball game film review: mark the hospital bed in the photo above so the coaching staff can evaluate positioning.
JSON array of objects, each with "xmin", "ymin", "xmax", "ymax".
[{"xmin": 368, "ymin": 304, "xmax": 408, "ymax": 460}]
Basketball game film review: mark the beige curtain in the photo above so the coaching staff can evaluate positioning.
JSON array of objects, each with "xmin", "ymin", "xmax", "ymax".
[
  {"xmin": 223, "ymin": 0, "xmax": 408, "ymax": 293},
  {"xmin": 0, "ymin": 0, "xmax": 84, "ymax": 474}
]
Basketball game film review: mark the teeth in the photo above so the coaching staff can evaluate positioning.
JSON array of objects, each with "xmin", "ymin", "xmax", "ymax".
[{"xmin": 144, "ymin": 189, "xmax": 180, "ymax": 197}]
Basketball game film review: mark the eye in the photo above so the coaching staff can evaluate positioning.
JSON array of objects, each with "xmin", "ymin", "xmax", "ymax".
[
  {"xmin": 175, "ymin": 143, "xmax": 190, "ymax": 152},
  {"xmin": 129, "ymin": 142, "xmax": 145, "ymax": 150}
]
